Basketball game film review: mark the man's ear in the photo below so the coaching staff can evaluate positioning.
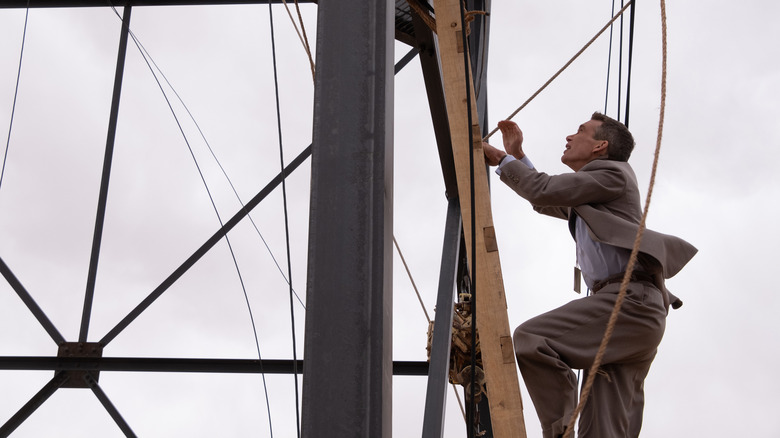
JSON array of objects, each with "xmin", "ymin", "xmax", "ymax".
[{"xmin": 593, "ymin": 140, "xmax": 609, "ymax": 157}]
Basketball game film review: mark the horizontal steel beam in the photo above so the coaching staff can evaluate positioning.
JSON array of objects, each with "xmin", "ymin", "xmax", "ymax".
[
  {"xmin": 0, "ymin": 357, "xmax": 429, "ymax": 375},
  {"xmin": 0, "ymin": 0, "xmax": 316, "ymax": 8}
]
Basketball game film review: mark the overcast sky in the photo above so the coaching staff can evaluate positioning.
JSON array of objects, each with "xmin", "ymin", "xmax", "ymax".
[{"xmin": 1, "ymin": 1, "xmax": 778, "ymax": 437}]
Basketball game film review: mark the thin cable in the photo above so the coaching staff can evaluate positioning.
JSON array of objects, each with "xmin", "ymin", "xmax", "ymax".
[
  {"xmin": 483, "ymin": 0, "xmax": 634, "ymax": 141},
  {"xmin": 604, "ymin": 0, "xmax": 616, "ymax": 114},
  {"xmin": 457, "ymin": 1, "xmax": 478, "ymax": 435},
  {"xmin": 267, "ymin": 3, "xmax": 302, "ymax": 436},
  {"xmin": 105, "ymin": 6, "xmax": 305, "ymax": 310},
  {"xmin": 1, "ymin": 2, "xmax": 30, "ymax": 192},
  {"xmin": 105, "ymin": 4, "xmax": 275, "ymax": 435},
  {"xmin": 563, "ymin": 0, "xmax": 668, "ymax": 434},
  {"xmin": 617, "ymin": 0, "xmax": 625, "ymax": 122},
  {"xmin": 137, "ymin": 35, "xmax": 304, "ymax": 310},
  {"xmin": 624, "ymin": 0, "xmax": 637, "ymax": 127}
]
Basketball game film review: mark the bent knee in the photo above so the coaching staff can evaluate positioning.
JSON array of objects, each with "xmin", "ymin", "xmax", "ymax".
[{"xmin": 513, "ymin": 324, "xmax": 537, "ymax": 357}]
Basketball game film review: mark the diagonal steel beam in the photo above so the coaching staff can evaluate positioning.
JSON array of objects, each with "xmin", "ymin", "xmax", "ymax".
[
  {"xmin": 395, "ymin": 47, "xmax": 419, "ymax": 74},
  {"xmin": 99, "ymin": 143, "xmax": 312, "ymax": 346},
  {"xmin": 85, "ymin": 374, "xmax": 137, "ymax": 438},
  {"xmin": 79, "ymin": 4, "xmax": 132, "ymax": 343},
  {"xmin": 98, "ymin": 46, "xmax": 423, "ymax": 347},
  {"xmin": 422, "ymin": 198, "xmax": 462, "ymax": 438},
  {"xmin": 0, "ymin": 371, "xmax": 69, "ymax": 436},
  {"xmin": 410, "ymin": 6, "xmax": 457, "ymax": 200},
  {"xmin": 0, "ymin": 256, "xmax": 66, "ymax": 345}
]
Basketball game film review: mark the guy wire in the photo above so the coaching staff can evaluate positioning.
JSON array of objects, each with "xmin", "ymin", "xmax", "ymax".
[{"xmin": 0, "ymin": 0, "xmax": 31, "ymax": 192}]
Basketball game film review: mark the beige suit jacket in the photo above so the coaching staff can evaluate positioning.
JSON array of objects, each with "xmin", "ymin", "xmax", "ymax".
[{"xmin": 499, "ymin": 157, "xmax": 697, "ymax": 301}]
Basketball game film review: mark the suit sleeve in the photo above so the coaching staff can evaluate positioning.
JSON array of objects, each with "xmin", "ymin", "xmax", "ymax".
[
  {"xmin": 532, "ymin": 205, "xmax": 569, "ymax": 220},
  {"xmin": 498, "ymin": 159, "xmax": 627, "ymax": 207}
]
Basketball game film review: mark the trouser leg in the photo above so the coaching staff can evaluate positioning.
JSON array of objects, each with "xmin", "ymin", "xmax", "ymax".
[
  {"xmin": 577, "ymin": 356, "xmax": 654, "ymax": 438},
  {"xmin": 513, "ymin": 282, "xmax": 666, "ymax": 438}
]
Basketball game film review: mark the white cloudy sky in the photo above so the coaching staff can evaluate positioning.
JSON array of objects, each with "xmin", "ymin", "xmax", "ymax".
[{"xmin": 0, "ymin": 1, "xmax": 778, "ymax": 437}]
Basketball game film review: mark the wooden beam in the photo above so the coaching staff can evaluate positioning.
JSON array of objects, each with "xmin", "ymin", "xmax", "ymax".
[{"xmin": 432, "ymin": 0, "xmax": 527, "ymax": 437}]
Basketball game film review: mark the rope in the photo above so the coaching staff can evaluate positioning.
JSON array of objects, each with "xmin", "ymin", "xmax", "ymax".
[
  {"xmin": 394, "ymin": 236, "xmax": 431, "ymax": 323},
  {"xmin": 280, "ymin": 0, "xmax": 315, "ymax": 81},
  {"xmin": 563, "ymin": 0, "xmax": 667, "ymax": 435},
  {"xmin": 1, "ymin": 1, "xmax": 30, "ymax": 192},
  {"xmin": 406, "ymin": 0, "xmax": 437, "ymax": 33},
  {"xmin": 463, "ymin": 9, "xmax": 488, "ymax": 37},
  {"xmin": 483, "ymin": 0, "xmax": 634, "ymax": 141},
  {"xmin": 395, "ymin": 235, "xmax": 469, "ymax": 422}
]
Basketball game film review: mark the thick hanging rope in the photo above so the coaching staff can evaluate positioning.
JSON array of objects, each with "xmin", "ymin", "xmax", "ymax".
[
  {"xmin": 483, "ymin": 0, "xmax": 634, "ymax": 141},
  {"xmin": 563, "ymin": 0, "xmax": 668, "ymax": 435}
]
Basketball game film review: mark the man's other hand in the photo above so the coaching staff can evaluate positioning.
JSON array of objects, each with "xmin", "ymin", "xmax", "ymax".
[
  {"xmin": 497, "ymin": 120, "xmax": 525, "ymax": 159},
  {"xmin": 483, "ymin": 141, "xmax": 506, "ymax": 166}
]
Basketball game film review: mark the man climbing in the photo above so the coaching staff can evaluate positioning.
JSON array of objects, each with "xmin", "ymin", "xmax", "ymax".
[{"xmin": 482, "ymin": 113, "xmax": 696, "ymax": 438}]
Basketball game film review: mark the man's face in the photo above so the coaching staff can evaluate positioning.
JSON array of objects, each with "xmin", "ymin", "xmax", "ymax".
[{"xmin": 561, "ymin": 119, "xmax": 606, "ymax": 171}]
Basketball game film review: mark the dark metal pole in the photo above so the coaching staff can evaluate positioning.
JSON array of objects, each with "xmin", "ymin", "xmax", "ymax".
[
  {"xmin": 79, "ymin": 5, "xmax": 131, "ymax": 342},
  {"xmin": 0, "ymin": 371, "xmax": 69, "ymax": 436},
  {"xmin": 302, "ymin": 0, "xmax": 394, "ymax": 436},
  {"xmin": 85, "ymin": 374, "xmax": 137, "ymax": 438},
  {"xmin": 411, "ymin": 9, "xmax": 457, "ymax": 199},
  {"xmin": 0, "ymin": 357, "xmax": 429, "ymax": 375},
  {"xmin": 422, "ymin": 199, "xmax": 462, "ymax": 438},
  {"xmin": 0, "ymin": 256, "xmax": 66, "ymax": 345}
]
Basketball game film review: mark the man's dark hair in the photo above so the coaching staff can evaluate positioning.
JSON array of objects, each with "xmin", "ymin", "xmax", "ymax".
[{"xmin": 591, "ymin": 112, "xmax": 635, "ymax": 162}]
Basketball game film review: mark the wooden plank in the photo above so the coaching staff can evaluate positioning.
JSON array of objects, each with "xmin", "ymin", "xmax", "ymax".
[{"xmin": 432, "ymin": 0, "xmax": 528, "ymax": 437}]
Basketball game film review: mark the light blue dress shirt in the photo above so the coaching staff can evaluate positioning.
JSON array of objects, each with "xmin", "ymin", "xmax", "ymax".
[{"xmin": 495, "ymin": 154, "xmax": 630, "ymax": 289}]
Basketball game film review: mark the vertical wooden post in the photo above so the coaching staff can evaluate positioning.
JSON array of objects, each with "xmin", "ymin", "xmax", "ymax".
[{"xmin": 432, "ymin": 0, "xmax": 528, "ymax": 436}]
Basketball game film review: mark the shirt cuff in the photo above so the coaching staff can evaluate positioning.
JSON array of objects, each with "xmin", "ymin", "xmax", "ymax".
[{"xmin": 495, "ymin": 155, "xmax": 533, "ymax": 176}]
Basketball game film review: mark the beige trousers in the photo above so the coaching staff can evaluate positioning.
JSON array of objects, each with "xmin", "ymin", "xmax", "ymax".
[{"xmin": 513, "ymin": 281, "xmax": 667, "ymax": 438}]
